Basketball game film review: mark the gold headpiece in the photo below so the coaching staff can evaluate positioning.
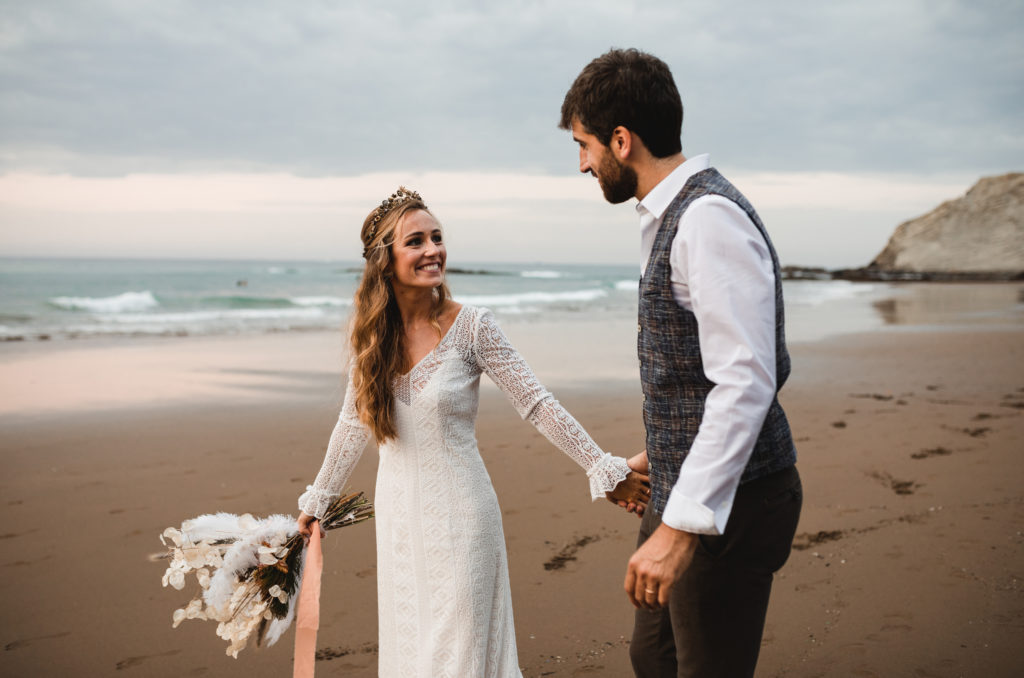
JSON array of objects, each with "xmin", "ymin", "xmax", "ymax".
[{"xmin": 363, "ymin": 186, "xmax": 424, "ymax": 258}]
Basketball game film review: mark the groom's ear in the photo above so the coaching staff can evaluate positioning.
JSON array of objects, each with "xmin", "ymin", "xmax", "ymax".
[{"xmin": 610, "ymin": 125, "xmax": 634, "ymax": 161}]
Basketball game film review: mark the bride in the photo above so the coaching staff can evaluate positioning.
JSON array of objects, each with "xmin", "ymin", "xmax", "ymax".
[{"xmin": 296, "ymin": 187, "xmax": 649, "ymax": 677}]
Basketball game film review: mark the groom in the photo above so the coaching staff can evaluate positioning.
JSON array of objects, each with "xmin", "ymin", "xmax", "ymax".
[{"xmin": 559, "ymin": 49, "xmax": 802, "ymax": 677}]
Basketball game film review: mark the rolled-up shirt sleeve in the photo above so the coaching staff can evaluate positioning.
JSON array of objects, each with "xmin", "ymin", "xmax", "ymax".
[{"xmin": 660, "ymin": 196, "xmax": 778, "ymax": 535}]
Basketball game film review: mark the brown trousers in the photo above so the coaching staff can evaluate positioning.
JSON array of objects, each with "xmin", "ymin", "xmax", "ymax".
[{"xmin": 630, "ymin": 465, "xmax": 802, "ymax": 678}]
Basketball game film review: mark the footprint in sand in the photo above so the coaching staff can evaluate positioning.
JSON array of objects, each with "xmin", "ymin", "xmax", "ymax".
[
  {"xmin": 791, "ymin": 530, "xmax": 844, "ymax": 551},
  {"xmin": 5, "ymin": 631, "xmax": 71, "ymax": 651},
  {"xmin": 940, "ymin": 424, "xmax": 991, "ymax": 438},
  {"xmin": 911, "ymin": 447, "xmax": 952, "ymax": 460},
  {"xmin": 315, "ymin": 642, "xmax": 378, "ymax": 662},
  {"xmin": 867, "ymin": 470, "xmax": 918, "ymax": 495},
  {"xmin": 849, "ymin": 392, "xmax": 894, "ymax": 402},
  {"xmin": 115, "ymin": 649, "xmax": 180, "ymax": 670},
  {"xmin": 544, "ymin": 535, "xmax": 600, "ymax": 571},
  {"xmin": 890, "ymin": 480, "xmax": 917, "ymax": 495},
  {"xmin": 1000, "ymin": 393, "xmax": 1024, "ymax": 410}
]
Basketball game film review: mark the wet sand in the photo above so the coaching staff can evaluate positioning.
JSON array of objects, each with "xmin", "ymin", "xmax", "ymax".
[{"xmin": 1, "ymin": 284, "xmax": 1022, "ymax": 677}]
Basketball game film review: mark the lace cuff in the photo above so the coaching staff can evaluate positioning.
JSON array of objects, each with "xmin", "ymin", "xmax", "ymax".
[
  {"xmin": 297, "ymin": 485, "xmax": 340, "ymax": 520},
  {"xmin": 586, "ymin": 454, "xmax": 631, "ymax": 501}
]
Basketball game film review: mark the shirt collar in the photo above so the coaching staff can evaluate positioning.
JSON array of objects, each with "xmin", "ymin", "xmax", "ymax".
[{"xmin": 636, "ymin": 153, "xmax": 711, "ymax": 221}]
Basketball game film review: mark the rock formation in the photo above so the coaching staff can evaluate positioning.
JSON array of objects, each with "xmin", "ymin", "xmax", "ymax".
[{"xmin": 868, "ymin": 173, "xmax": 1024, "ymax": 275}]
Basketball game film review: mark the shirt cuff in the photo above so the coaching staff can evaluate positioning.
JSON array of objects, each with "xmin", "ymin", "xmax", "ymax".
[{"xmin": 660, "ymin": 486, "xmax": 721, "ymax": 535}]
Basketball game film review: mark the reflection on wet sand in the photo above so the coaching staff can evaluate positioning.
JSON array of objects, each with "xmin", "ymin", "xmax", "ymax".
[{"xmin": 870, "ymin": 283, "xmax": 1024, "ymax": 326}]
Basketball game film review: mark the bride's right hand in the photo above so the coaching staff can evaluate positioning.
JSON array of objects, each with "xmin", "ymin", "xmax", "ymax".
[
  {"xmin": 607, "ymin": 469, "xmax": 651, "ymax": 517},
  {"xmin": 297, "ymin": 511, "xmax": 325, "ymax": 544}
]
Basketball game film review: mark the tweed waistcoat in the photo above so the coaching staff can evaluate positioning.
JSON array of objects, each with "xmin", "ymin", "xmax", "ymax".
[{"xmin": 639, "ymin": 167, "xmax": 797, "ymax": 514}]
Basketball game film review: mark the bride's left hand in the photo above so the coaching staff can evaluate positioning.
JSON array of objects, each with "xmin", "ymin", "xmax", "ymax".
[
  {"xmin": 606, "ymin": 470, "xmax": 650, "ymax": 516},
  {"xmin": 297, "ymin": 511, "xmax": 326, "ymax": 544}
]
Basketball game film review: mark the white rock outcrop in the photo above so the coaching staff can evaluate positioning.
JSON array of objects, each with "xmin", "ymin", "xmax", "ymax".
[{"xmin": 870, "ymin": 173, "xmax": 1024, "ymax": 273}]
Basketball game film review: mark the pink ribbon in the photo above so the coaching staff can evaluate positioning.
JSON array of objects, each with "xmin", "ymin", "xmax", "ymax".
[{"xmin": 293, "ymin": 526, "xmax": 323, "ymax": 678}]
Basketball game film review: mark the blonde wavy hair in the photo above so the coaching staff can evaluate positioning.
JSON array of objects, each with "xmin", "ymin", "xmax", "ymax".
[{"xmin": 350, "ymin": 191, "xmax": 451, "ymax": 443}]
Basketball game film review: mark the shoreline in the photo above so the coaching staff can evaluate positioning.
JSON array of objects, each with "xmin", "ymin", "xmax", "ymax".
[
  {"xmin": 3, "ymin": 270, "xmax": 1021, "ymax": 346},
  {"xmin": 2, "ymin": 280, "xmax": 1022, "ymax": 418}
]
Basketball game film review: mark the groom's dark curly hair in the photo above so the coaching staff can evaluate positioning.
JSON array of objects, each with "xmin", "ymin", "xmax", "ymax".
[{"xmin": 559, "ymin": 48, "xmax": 683, "ymax": 158}]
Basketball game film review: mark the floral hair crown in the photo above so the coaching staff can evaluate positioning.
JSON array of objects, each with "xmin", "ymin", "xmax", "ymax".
[{"xmin": 363, "ymin": 186, "xmax": 424, "ymax": 258}]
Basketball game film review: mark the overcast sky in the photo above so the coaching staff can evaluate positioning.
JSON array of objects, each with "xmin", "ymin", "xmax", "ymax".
[{"xmin": 1, "ymin": 0, "xmax": 1021, "ymax": 267}]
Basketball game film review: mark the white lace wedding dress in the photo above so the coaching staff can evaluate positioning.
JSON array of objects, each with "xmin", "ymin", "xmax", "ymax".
[{"xmin": 298, "ymin": 305, "xmax": 630, "ymax": 677}]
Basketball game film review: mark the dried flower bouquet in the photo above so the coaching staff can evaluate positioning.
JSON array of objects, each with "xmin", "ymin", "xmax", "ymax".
[{"xmin": 159, "ymin": 492, "xmax": 372, "ymax": 657}]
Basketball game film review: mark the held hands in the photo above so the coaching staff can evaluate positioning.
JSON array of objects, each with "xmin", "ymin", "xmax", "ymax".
[
  {"xmin": 296, "ymin": 511, "xmax": 325, "ymax": 545},
  {"xmin": 606, "ymin": 468, "xmax": 651, "ymax": 517}
]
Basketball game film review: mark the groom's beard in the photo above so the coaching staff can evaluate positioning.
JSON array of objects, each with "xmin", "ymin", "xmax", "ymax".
[{"xmin": 597, "ymin": 151, "xmax": 638, "ymax": 204}]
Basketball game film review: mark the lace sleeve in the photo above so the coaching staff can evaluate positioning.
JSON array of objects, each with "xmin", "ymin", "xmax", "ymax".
[
  {"xmin": 297, "ymin": 367, "xmax": 373, "ymax": 519},
  {"xmin": 472, "ymin": 308, "xmax": 630, "ymax": 500}
]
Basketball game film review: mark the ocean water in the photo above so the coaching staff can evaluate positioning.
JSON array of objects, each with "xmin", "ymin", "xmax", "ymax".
[{"xmin": 0, "ymin": 257, "xmax": 912, "ymax": 343}]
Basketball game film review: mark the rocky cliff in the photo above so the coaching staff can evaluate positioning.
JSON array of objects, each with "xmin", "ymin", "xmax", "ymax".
[{"xmin": 868, "ymin": 173, "xmax": 1024, "ymax": 274}]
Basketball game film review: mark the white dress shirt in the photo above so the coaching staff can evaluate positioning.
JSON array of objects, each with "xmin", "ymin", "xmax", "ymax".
[{"xmin": 638, "ymin": 154, "xmax": 778, "ymax": 535}]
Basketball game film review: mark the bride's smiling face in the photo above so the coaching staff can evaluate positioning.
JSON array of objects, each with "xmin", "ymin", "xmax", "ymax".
[{"xmin": 389, "ymin": 209, "xmax": 446, "ymax": 291}]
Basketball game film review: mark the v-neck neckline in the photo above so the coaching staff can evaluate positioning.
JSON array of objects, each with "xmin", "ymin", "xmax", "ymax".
[{"xmin": 399, "ymin": 304, "xmax": 465, "ymax": 378}]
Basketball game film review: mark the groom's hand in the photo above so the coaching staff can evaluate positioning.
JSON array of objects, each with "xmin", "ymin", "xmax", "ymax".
[
  {"xmin": 624, "ymin": 523, "xmax": 697, "ymax": 609},
  {"xmin": 627, "ymin": 450, "xmax": 649, "ymax": 475}
]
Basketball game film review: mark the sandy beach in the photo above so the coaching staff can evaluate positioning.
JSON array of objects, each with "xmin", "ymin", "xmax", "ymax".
[{"xmin": 1, "ymin": 283, "xmax": 1022, "ymax": 677}]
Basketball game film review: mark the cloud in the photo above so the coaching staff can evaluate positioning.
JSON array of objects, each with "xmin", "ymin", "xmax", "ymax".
[{"xmin": 0, "ymin": 1, "xmax": 1021, "ymax": 177}]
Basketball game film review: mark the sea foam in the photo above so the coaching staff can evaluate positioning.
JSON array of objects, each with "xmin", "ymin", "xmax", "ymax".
[
  {"xmin": 520, "ymin": 270, "xmax": 564, "ymax": 279},
  {"xmin": 95, "ymin": 307, "xmax": 327, "ymax": 325},
  {"xmin": 290, "ymin": 296, "xmax": 350, "ymax": 307},
  {"xmin": 455, "ymin": 288, "xmax": 608, "ymax": 309},
  {"xmin": 614, "ymin": 279, "xmax": 640, "ymax": 291},
  {"xmin": 49, "ymin": 291, "xmax": 160, "ymax": 313}
]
